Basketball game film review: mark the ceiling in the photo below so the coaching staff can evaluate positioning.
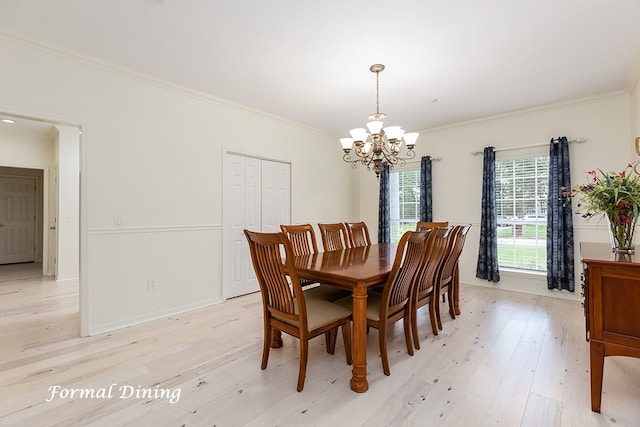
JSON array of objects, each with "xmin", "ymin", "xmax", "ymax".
[{"xmin": 1, "ymin": 1, "xmax": 640, "ymax": 138}]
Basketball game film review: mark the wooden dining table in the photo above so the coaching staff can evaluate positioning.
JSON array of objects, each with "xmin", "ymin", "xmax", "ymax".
[{"xmin": 289, "ymin": 243, "xmax": 397, "ymax": 393}]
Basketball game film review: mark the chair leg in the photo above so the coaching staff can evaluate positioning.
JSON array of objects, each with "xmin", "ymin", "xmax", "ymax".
[
  {"xmin": 448, "ymin": 286, "xmax": 456, "ymax": 319},
  {"xmin": 435, "ymin": 298, "xmax": 443, "ymax": 331},
  {"xmin": 379, "ymin": 324, "xmax": 391, "ymax": 376},
  {"xmin": 261, "ymin": 322, "xmax": 272, "ymax": 370},
  {"xmin": 325, "ymin": 329, "xmax": 337, "ymax": 354},
  {"xmin": 297, "ymin": 337, "xmax": 309, "ymax": 392},
  {"xmin": 342, "ymin": 322, "xmax": 352, "ymax": 365},
  {"xmin": 426, "ymin": 300, "xmax": 438, "ymax": 336},
  {"xmin": 412, "ymin": 304, "xmax": 421, "ymax": 350},
  {"xmin": 403, "ymin": 313, "xmax": 414, "ymax": 356}
]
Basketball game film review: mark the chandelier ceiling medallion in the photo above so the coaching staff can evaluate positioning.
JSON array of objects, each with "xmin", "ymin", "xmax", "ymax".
[{"xmin": 340, "ymin": 64, "xmax": 419, "ymax": 178}]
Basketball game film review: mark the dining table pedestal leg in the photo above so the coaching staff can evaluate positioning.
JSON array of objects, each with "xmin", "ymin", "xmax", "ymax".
[
  {"xmin": 270, "ymin": 328, "xmax": 283, "ymax": 348},
  {"xmin": 350, "ymin": 285, "xmax": 369, "ymax": 393}
]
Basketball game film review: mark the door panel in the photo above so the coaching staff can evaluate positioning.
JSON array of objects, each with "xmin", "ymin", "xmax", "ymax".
[
  {"xmin": 262, "ymin": 160, "xmax": 290, "ymax": 232},
  {"xmin": 224, "ymin": 155, "xmax": 261, "ymax": 298},
  {"xmin": 0, "ymin": 177, "xmax": 36, "ymax": 264},
  {"xmin": 223, "ymin": 155, "xmax": 290, "ymax": 299}
]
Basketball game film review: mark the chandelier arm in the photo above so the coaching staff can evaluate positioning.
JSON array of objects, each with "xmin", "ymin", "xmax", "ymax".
[
  {"xmin": 353, "ymin": 146, "xmax": 371, "ymax": 159},
  {"xmin": 343, "ymin": 152, "xmax": 365, "ymax": 165},
  {"xmin": 360, "ymin": 155, "xmax": 374, "ymax": 168}
]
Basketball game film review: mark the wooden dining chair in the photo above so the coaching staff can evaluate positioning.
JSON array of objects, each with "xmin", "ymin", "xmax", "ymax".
[
  {"xmin": 318, "ymin": 223, "xmax": 350, "ymax": 251},
  {"xmin": 336, "ymin": 230, "xmax": 431, "ymax": 376},
  {"xmin": 280, "ymin": 224, "xmax": 350, "ymax": 302},
  {"xmin": 411, "ymin": 227, "xmax": 452, "ymax": 349},
  {"xmin": 416, "ymin": 221, "xmax": 449, "ymax": 231},
  {"xmin": 345, "ymin": 221, "xmax": 371, "ymax": 248},
  {"xmin": 244, "ymin": 230, "xmax": 353, "ymax": 392},
  {"xmin": 437, "ymin": 224, "xmax": 472, "ymax": 328}
]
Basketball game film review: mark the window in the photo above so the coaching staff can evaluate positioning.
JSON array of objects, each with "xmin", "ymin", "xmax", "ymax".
[
  {"xmin": 390, "ymin": 168, "xmax": 420, "ymax": 243},
  {"xmin": 495, "ymin": 155, "xmax": 549, "ymax": 271}
]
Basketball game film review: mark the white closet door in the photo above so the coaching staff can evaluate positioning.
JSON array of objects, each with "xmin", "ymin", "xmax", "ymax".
[
  {"xmin": 224, "ymin": 154, "xmax": 261, "ymax": 298},
  {"xmin": 261, "ymin": 160, "xmax": 290, "ymax": 232},
  {"xmin": 223, "ymin": 154, "xmax": 290, "ymax": 299}
]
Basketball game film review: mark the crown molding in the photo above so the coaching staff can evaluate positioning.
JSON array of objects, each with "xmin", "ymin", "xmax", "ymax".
[
  {"xmin": 625, "ymin": 53, "xmax": 640, "ymax": 94},
  {"xmin": 0, "ymin": 31, "xmax": 333, "ymax": 138},
  {"xmin": 419, "ymin": 91, "xmax": 628, "ymax": 134}
]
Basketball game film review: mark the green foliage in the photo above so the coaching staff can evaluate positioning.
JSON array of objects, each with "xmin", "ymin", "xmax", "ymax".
[
  {"xmin": 497, "ymin": 224, "xmax": 547, "ymax": 271},
  {"xmin": 391, "ymin": 222, "xmax": 417, "ymax": 243},
  {"xmin": 498, "ymin": 243, "xmax": 546, "ymax": 271},
  {"xmin": 572, "ymin": 163, "xmax": 640, "ymax": 248}
]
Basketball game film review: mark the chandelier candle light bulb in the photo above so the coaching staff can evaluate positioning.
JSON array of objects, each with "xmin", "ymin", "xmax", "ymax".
[{"xmin": 340, "ymin": 64, "xmax": 418, "ymax": 178}]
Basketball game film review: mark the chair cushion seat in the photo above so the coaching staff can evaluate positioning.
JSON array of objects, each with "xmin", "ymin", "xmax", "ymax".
[
  {"xmin": 335, "ymin": 293, "xmax": 403, "ymax": 323},
  {"xmin": 273, "ymin": 298, "xmax": 352, "ymax": 331}
]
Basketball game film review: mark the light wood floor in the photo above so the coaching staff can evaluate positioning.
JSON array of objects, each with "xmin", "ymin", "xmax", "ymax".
[{"xmin": 1, "ymin": 266, "xmax": 639, "ymax": 426}]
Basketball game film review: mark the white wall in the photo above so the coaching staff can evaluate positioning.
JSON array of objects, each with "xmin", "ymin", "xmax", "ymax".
[
  {"xmin": 0, "ymin": 124, "xmax": 55, "ymax": 168},
  {"xmin": 631, "ymin": 70, "xmax": 640, "ymax": 142},
  {"xmin": 55, "ymin": 125, "xmax": 80, "ymax": 281},
  {"xmin": 0, "ymin": 34, "xmax": 356, "ymax": 335},
  {"xmin": 360, "ymin": 93, "xmax": 635, "ymax": 300}
]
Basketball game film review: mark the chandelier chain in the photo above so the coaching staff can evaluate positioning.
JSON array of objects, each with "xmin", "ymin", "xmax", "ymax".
[{"xmin": 375, "ymin": 70, "xmax": 380, "ymax": 115}]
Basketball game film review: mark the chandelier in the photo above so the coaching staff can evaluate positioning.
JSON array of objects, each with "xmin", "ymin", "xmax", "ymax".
[{"xmin": 340, "ymin": 64, "xmax": 418, "ymax": 178}]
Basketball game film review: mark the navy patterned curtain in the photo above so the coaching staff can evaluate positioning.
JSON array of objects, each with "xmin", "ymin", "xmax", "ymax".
[
  {"xmin": 420, "ymin": 156, "xmax": 433, "ymax": 222},
  {"xmin": 378, "ymin": 162, "xmax": 391, "ymax": 243},
  {"xmin": 547, "ymin": 137, "xmax": 574, "ymax": 291},
  {"xmin": 476, "ymin": 147, "xmax": 500, "ymax": 282}
]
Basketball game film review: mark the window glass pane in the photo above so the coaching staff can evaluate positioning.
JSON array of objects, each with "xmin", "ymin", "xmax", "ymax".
[
  {"xmin": 390, "ymin": 169, "xmax": 420, "ymax": 243},
  {"xmin": 495, "ymin": 155, "xmax": 548, "ymax": 271}
]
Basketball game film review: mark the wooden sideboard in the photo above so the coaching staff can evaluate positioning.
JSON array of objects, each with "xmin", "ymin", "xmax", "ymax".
[{"xmin": 580, "ymin": 242, "xmax": 640, "ymax": 413}]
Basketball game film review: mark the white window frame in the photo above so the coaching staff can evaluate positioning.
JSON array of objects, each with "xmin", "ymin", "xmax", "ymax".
[
  {"xmin": 390, "ymin": 165, "xmax": 421, "ymax": 243},
  {"xmin": 495, "ymin": 150, "xmax": 549, "ymax": 272}
]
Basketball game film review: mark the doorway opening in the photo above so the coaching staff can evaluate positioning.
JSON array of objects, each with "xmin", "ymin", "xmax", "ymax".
[{"xmin": 0, "ymin": 111, "xmax": 81, "ymax": 328}]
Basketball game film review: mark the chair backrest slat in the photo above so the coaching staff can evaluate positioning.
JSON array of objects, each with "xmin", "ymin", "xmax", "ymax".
[
  {"xmin": 381, "ymin": 230, "xmax": 431, "ymax": 316},
  {"xmin": 440, "ymin": 224, "xmax": 472, "ymax": 283},
  {"xmin": 345, "ymin": 221, "xmax": 371, "ymax": 248},
  {"xmin": 415, "ymin": 227, "xmax": 451, "ymax": 299},
  {"xmin": 280, "ymin": 224, "xmax": 319, "ymax": 256},
  {"xmin": 318, "ymin": 223, "xmax": 350, "ymax": 251}
]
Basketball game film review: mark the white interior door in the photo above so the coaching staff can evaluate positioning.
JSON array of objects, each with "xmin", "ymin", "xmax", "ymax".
[
  {"xmin": 261, "ymin": 160, "xmax": 291, "ymax": 232},
  {"xmin": 223, "ymin": 154, "xmax": 291, "ymax": 299},
  {"xmin": 224, "ymin": 154, "xmax": 261, "ymax": 298},
  {"xmin": 0, "ymin": 176, "xmax": 36, "ymax": 264}
]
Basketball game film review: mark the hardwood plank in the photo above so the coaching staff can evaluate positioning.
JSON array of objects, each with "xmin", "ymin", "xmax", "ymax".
[{"xmin": 521, "ymin": 392, "xmax": 562, "ymax": 427}]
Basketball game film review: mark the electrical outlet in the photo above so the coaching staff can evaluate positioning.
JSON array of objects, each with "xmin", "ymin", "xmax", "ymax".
[
  {"xmin": 114, "ymin": 216, "xmax": 123, "ymax": 227},
  {"xmin": 147, "ymin": 279, "xmax": 158, "ymax": 291}
]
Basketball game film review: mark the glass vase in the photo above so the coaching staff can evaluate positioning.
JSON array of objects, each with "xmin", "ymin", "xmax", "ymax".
[{"xmin": 606, "ymin": 212, "xmax": 638, "ymax": 254}]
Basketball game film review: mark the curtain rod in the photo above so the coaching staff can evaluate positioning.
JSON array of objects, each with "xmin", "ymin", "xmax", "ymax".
[
  {"xmin": 405, "ymin": 156, "xmax": 442, "ymax": 165},
  {"xmin": 471, "ymin": 137, "xmax": 587, "ymax": 156}
]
